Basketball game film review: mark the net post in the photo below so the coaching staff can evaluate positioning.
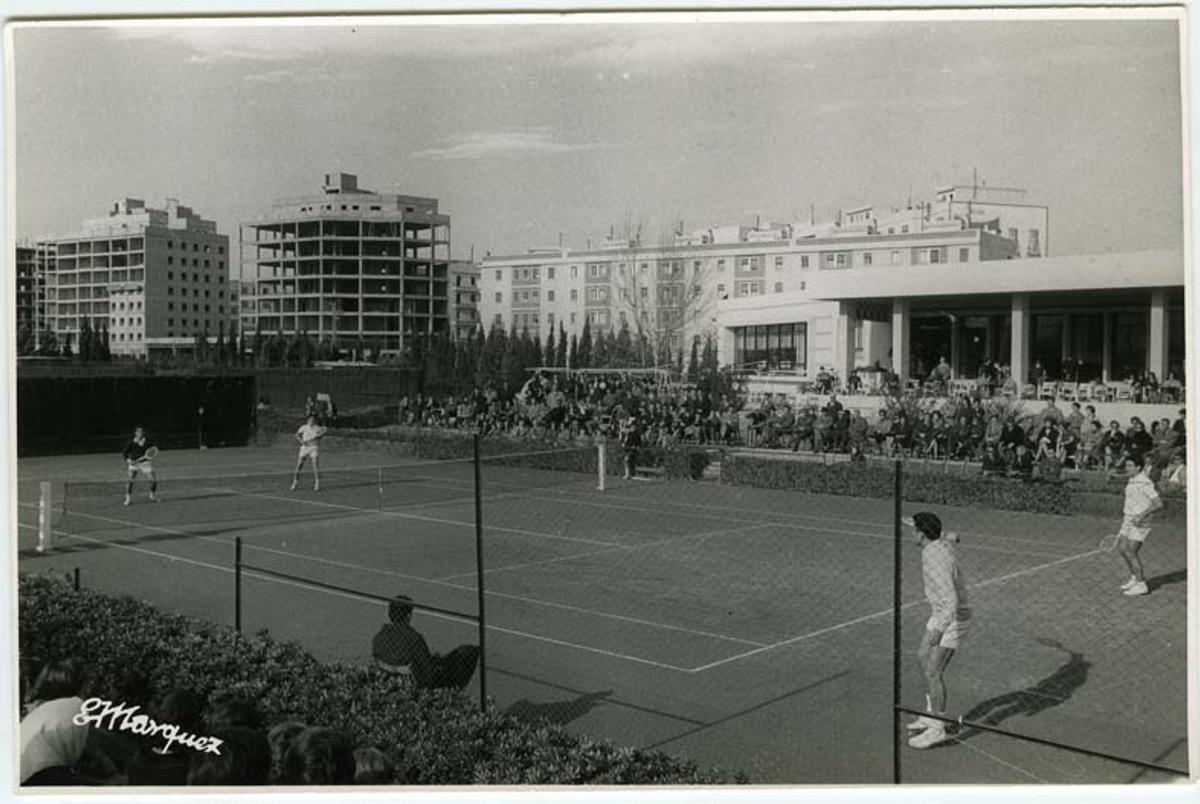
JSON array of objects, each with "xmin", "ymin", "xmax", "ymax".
[
  {"xmin": 597, "ymin": 440, "xmax": 606, "ymax": 491},
  {"xmin": 234, "ymin": 537, "xmax": 243, "ymax": 634},
  {"xmin": 473, "ymin": 434, "xmax": 487, "ymax": 713},
  {"xmin": 377, "ymin": 465, "xmax": 384, "ymax": 511},
  {"xmin": 37, "ymin": 481, "xmax": 51, "ymax": 553},
  {"xmin": 892, "ymin": 458, "xmax": 903, "ymax": 784}
]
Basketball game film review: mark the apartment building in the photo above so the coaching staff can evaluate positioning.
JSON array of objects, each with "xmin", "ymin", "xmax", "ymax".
[
  {"xmin": 477, "ymin": 188, "xmax": 1029, "ymax": 359},
  {"xmin": 14, "ymin": 242, "xmax": 49, "ymax": 342},
  {"xmin": 242, "ymin": 172, "xmax": 451, "ymax": 358},
  {"xmin": 37, "ymin": 198, "xmax": 230, "ymax": 358}
]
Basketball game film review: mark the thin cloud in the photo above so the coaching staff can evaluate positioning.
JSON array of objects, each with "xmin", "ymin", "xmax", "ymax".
[{"xmin": 410, "ymin": 131, "xmax": 616, "ymax": 161}]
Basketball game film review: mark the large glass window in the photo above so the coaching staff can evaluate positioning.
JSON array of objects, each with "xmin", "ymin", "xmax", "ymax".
[
  {"xmin": 1111, "ymin": 312, "xmax": 1147, "ymax": 380},
  {"xmin": 732, "ymin": 322, "xmax": 806, "ymax": 371}
]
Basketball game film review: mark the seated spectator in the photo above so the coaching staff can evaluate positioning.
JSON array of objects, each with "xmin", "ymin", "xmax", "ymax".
[
  {"xmin": 981, "ymin": 444, "xmax": 1007, "ymax": 477},
  {"xmin": 1164, "ymin": 453, "xmax": 1186, "ymax": 488},
  {"xmin": 1066, "ymin": 401, "xmax": 1084, "ymax": 433},
  {"xmin": 372, "ymin": 595, "xmax": 480, "ymax": 690},
  {"xmin": 1000, "ymin": 373, "xmax": 1019, "ymax": 398},
  {"xmin": 871, "ymin": 409, "xmax": 894, "ymax": 456},
  {"xmin": 1172, "ymin": 407, "xmax": 1186, "ymax": 450},
  {"xmin": 1000, "ymin": 418, "xmax": 1026, "ymax": 458},
  {"xmin": 1125, "ymin": 417, "xmax": 1153, "ymax": 464},
  {"xmin": 1101, "ymin": 421, "xmax": 1126, "ymax": 470},
  {"xmin": 1040, "ymin": 399, "xmax": 1064, "ymax": 426},
  {"xmin": 280, "ymin": 727, "xmax": 356, "ymax": 785},
  {"xmin": 1033, "ymin": 422, "xmax": 1058, "ymax": 462},
  {"xmin": 1078, "ymin": 420, "xmax": 1104, "ymax": 469},
  {"xmin": 1055, "ymin": 421, "xmax": 1078, "ymax": 467},
  {"xmin": 266, "ymin": 721, "xmax": 308, "ymax": 783},
  {"xmin": 126, "ymin": 688, "xmax": 205, "ymax": 786},
  {"xmin": 187, "ymin": 726, "xmax": 271, "ymax": 786},
  {"xmin": 205, "ymin": 692, "xmax": 264, "ymax": 732},
  {"xmin": 353, "ymin": 747, "xmax": 395, "ymax": 785},
  {"xmin": 1161, "ymin": 371, "xmax": 1184, "ymax": 401},
  {"xmin": 20, "ymin": 659, "xmax": 102, "ymax": 785},
  {"xmin": 1010, "ymin": 442, "xmax": 1035, "ymax": 480}
]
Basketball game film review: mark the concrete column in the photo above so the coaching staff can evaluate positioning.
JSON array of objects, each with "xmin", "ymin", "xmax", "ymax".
[
  {"xmin": 949, "ymin": 315, "xmax": 960, "ymax": 378},
  {"xmin": 1149, "ymin": 289, "xmax": 1169, "ymax": 379},
  {"xmin": 1102, "ymin": 312, "xmax": 1112, "ymax": 382},
  {"xmin": 835, "ymin": 301, "xmax": 856, "ymax": 388},
  {"xmin": 891, "ymin": 298, "xmax": 910, "ymax": 383},
  {"xmin": 1010, "ymin": 293, "xmax": 1030, "ymax": 388}
]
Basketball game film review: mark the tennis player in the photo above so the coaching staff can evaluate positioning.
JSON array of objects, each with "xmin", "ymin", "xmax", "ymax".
[
  {"xmin": 291, "ymin": 415, "xmax": 326, "ymax": 492},
  {"xmin": 906, "ymin": 511, "xmax": 971, "ymax": 749},
  {"xmin": 1115, "ymin": 454, "xmax": 1163, "ymax": 596},
  {"xmin": 122, "ymin": 426, "xmax": 158, "ymax": 506}
]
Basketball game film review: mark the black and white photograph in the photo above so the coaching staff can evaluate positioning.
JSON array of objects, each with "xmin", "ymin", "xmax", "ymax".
[{"xmin": 3, "ymin": 4, "xmax": 1196, "ymax": 796}]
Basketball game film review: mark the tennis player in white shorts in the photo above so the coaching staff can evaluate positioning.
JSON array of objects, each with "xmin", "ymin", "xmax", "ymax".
[
  {"xmin": 291, "ymin": 415, "xmax": 326, "ymax": 491},
  {"xmin": 1116, "ymin": 454, "xmax": 1163, "ymax": 596},
  {"xmin": 906, "ymin": 511, "xmax": 971, "ymax": 749},
  {"xmin": 122, "ymin": 426, "xmax": 158, "ymax": 506}
]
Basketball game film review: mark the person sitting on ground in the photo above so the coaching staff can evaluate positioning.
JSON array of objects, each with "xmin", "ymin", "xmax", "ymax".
[
  {"xmin": 353, "ymin": 747, "xmax": 395, "ymax": 785},
  {"xmin": 372, "ymin": 595, "xmax": 481, "ymax": 691},
  {"xmin": 187, "ymin": 726, "xmax": 271, "ymax": 786},
  {"xmin": 279, "ymin": 727, "xmax": 356, "ymax": 786},
  {"xmin": 126, "ymin": 688, "xmax": 206, "ymax": 785}
]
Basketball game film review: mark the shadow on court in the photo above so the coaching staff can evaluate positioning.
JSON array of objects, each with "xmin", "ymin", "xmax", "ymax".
[
  {"xmin": 956, "ymin": 639, "xmax": 1090, "ymax": 740},
  {"xmin": 1146, "ymin": 569, "xmax": 1186, "ymax": 592},
  {"xmin": 506, "ymin": 690, "xmax": 615, "ymax": 727}
]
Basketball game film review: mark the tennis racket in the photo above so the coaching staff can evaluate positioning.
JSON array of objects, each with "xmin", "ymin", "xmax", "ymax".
[
  {"xmin": 1099, "ymin": 533, "xmax": 1120, "ymax": 552},
  {"xmin": 136, "ymin": 446, "xmax": 159, "ymax": 464}
]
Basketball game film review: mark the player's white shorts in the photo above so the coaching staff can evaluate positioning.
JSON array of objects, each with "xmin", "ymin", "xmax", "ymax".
[
  {"xmin": 1119, "ymin": 520, "xmax": 1151, "ymax": 543},
  {"xmin": 128, "ymin": 462, "xmax": 155, "ymax": 477},
  {"xmin": 298, "ymin": 445, "xmax": 319, "ymax": 461},
  {"xmin": 928, "ymin": 617, "xmax": 971, "ymax": 649}
]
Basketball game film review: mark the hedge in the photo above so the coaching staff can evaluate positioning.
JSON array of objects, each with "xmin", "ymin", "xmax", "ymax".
[
  {"xmin": 323, "ymin": 427, "xmax": 713, "ymax": 481},
  {"xmin": 719, "ymin": 454, "xmax": 1187, "ymax": 518},
  {"xmin": 19, "ymin": 574, "xmax": 743, "ymax": 785}
]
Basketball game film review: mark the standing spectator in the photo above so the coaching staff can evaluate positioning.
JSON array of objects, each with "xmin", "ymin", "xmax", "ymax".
[
  {"xmin": 1066, "ymin": 402, "xmax": 1084, "ymax": 434},
  {"xmin": 620, "ymin": 415, "xmax": 643, "ymax": 480}
]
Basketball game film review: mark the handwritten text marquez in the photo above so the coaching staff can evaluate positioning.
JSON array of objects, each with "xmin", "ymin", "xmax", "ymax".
[{"xmin": 73, "ymin": 698, "xmax": 223, "ymax": 755}]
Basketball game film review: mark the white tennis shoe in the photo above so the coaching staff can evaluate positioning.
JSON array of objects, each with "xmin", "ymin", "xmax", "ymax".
[
  {"xmin": 1123, "ymin": 581, "xmax": 1149, "ymax": 596},
  {"xmin": 908, "ymin": 725, "xmax": 951, "ymax": 749}
]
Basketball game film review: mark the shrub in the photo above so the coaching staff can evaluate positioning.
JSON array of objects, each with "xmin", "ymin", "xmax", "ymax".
[
  {"xmin": 19, "ymin": 574, "xmax": 743, "ymax": 785},
  {"xmin": 719, "ymin": 454, "xmax": 1186, "ymax": 517}
]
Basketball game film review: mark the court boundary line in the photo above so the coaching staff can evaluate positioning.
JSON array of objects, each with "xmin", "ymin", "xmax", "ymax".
[
  {"xmin": 23, "ymin": 503, "xmax": 762, "ymax": 652},
  {"xmin": 686, "ymin": 545, "xmax": 1106, "ymax": 673},
  {"xmin": 16, "ymin": 522, "xmax": 697, "ymax": 673}
]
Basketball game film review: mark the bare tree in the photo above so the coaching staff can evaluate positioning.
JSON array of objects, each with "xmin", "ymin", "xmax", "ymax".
[{"xmin": 607, "ymin": 212, "xmax": 717, "ymax": 370}]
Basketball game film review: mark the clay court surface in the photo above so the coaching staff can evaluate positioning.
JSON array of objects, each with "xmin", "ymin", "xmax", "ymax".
[{"xmin": 15, "ymin": 443, "xmax": 1190, "ymax": 783}]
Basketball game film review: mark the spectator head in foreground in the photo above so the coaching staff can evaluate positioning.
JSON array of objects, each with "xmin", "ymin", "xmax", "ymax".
[
  {"xmin": 280, "ymin": 727, "xmax": 356, "ymax": 785},
  {"xmin": 27, "ymin": 658, "xmax": 83, "ymax": 705},
  {"xmin": 388, "ymin": 594, "xmax": 415, "ymax": 624},
  {"xmin": 206, "ymin": 692, "xmax": 264, "ymax": 732},
  {"xmin": 353, "ymin": 746, "xmax": 395, "ymax": 784},
  {"xmin": 187, "ymin": 726, "xmax": 271, "ymax": 786},
  {"xmin": 266, "ymin": 721, "xmax": 309, "ymax": 779}
]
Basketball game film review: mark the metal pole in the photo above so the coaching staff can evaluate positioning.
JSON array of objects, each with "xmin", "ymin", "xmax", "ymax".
[
  {"xmin": 234, "ymin": 537, "xmax": 243, "ymax": 634},
  {"xmin": 892, "ymin": 459, "xmax": 903, "ymax": 784},
  {"xmin": 378, "ymin": 465, "xmax": 384, "ymax": 512},
  {"xmin": 597, "ymin": 440, "xmax": 606, "ymax": 491},
  {"xmin": 72, "ymin": 567, "xmax": 80, "ymax": 592},
  {"xmin": 473, "ymin": 434, "xmax": 487, "ymax": 712}
]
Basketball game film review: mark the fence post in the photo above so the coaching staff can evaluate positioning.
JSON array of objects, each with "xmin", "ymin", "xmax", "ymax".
[
  {"xmin": 234, "ymin": 537, "xmax": 243, "ymax": 634},
  {"xmin": 377, "ymin": 465, "xmax": 384, "ymax": 512},
  {"xmin": 597, "ymin": 440, "xmax": 606, "ymax": 491},
  {"xmin": 73, "ymin": 567, "xmax": 80, "ymax": 592},
  {"xmin": 892, "ymin": 459, "xmax": 903, "ymax": 784},
  {"xmin": 473, "ymin": 434, "xmax": 488, "ymax": 713}
]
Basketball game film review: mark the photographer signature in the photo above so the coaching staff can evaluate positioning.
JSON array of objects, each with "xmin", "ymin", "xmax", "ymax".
[{"xmin": 72, "ymin": 698, "xmax": 223, "ymax": 755}]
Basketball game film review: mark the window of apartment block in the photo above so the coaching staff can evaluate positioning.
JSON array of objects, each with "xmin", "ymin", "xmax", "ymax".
[
  {"xmin": 167, "ymin": 303, "xmax": 173, "ymax": 311},
  {"xmin": 929, "ymin": 249, "xmax": 941, "ymax": 264},
  {"xmin": 193, "ymin": 244, "xmax": 199, "ymax": 252},
  {"xmin": 863, "ymin": 253, "xmax": 873, "ymax": 266},
  {"xmin": 548, "ymin": 266, "xmax": 555, "ymax": 280},
  {"xmin": 548, "ymin": 313, "xmax": 555, "ymax": 327},
  {"xmin": 717, "ymin": 259, "xmax": 725, "ymax": 271},
  {"xmin": 495, "ymin": 292, "xmax": 502, "ymax": 303},
  {"xmin": 774, "ymin": 256, "xmax": 783, "ymax": 268},
  {"xmin": 168, "ymin": 318, "xmax": 174, "ymax": 326},
  {"xmin": 571, "ymin": 266, "xmax": 578, "ymax": 278},
  {"xmin": 548, "ymin": 290, "xmax": 555, "ymax": 301},
  {"xmin": 801, "ymin": 281, "xmax": 806, "ymax": 290},
  {"xmin": 167, "ymin": 288, "xmax": 174, "ymax": 296},
  {"xmin": 495, "ymin": 270, "xmax": 502, "ymax": 281},
  {"xmin": 570, "ymin": 289, "xmax": 578, "ymax": 301},
  {"xmin": 774, "ymin": 282, "xmax": 783, "ymax": 293},
  {"xmin": 167, "ymin": 257, "xmax": 174, "ymax": 265},
  {"xmin": 167, "ymin": 241, "xmax": 174, "ymax": 249},
  {"xmin": 494, "ymin": 313, "xmax": 502, "ymax": 326},
  {"xmin": 218, "ymin": 246, "xmax": 224, "ymax": 255},
  {"xmin": 204, "ymin": 260, "xmax": 210, "ymax": 267},
  {"xmin": 901, "ymin": 225, "xmax": 910, "ymax": 234},
  {"xmin": 959, "ymin": 247, "xmax": 969, "ymax": 262},
  {"xmin": 891, "ymin": 250, "xmax": 900, "ymax": 266},
  {"xmin": 532, "ymin": 290, "xmax": 540, "ymax": 301},
  {"xmin": 570, "ymin": 312, "xmax": 577, "ymax": 324},
  {"xmin": 800, "ymin": 256, "xmax": 809, "ymax": 269},
  {"xmin": 717, "ymin": 284, "xmax": 726, "ymax": 295}
]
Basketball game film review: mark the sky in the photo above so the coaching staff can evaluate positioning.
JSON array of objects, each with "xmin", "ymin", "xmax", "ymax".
[{"xmin": 9, "ymin": 13, "xmax": 1186, "ymax": 268}]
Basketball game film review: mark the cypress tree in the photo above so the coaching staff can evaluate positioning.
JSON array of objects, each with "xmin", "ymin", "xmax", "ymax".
[{"xmin": 577, "ymin": 319, "xmax": 593, "ymax": 368}]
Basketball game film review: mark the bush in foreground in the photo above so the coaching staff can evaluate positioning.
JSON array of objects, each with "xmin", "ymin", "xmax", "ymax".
[{"xmin": 19, "ymin": 574, "xmax": 741, "ymax": 785}]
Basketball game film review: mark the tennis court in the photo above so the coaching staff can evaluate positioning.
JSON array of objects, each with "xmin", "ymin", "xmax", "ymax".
[{"xmin": 15, "ymin": 442, "xmax": 1189, "ymax": 784}]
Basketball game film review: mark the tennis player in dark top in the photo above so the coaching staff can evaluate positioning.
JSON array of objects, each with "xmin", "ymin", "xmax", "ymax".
[
  {"xmin": 371, "ymin": 596, "xmax": 479, "ymax": 690},
  {"xmin": 122, "ymin": 426, "xmax": 158, "ymax": 506}
]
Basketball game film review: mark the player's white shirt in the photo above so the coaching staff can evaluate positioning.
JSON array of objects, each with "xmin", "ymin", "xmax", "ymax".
[
  {"xmin": 296, "ymin": 423, "xmax": 325, "ymax": 452},
  {"xmin": 1123, "ymin": 471, "xmax": 1161, "ymax": 524},
  {"xmin": 922, "ymin": 539, "xmax": 971, "ymax": 632}
]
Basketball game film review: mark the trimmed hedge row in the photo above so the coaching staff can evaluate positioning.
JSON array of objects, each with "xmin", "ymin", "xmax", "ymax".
[
  {"xmin": 325, "ymin": 427, "xmax": 713, "ymax": 481},
  {"xmin": 719, "ymin": 454, "xmax": 1187, "ymax": 518},
  {"xmin": 19, "ymin": 574, "xmax": 743, "ymax": 785}
]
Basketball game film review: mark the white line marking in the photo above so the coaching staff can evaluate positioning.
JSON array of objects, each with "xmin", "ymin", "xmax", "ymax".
[
  {"xmin": 17, "ymin": 523, "xmax": 694, "ymax": 672},
  {"xmin": 951, "ymin": 735, "xmax": 1050, "ymax": 783},
  {"xmin": 688, "ymin": 545, "xmax": 1105, "ymax": 673}
]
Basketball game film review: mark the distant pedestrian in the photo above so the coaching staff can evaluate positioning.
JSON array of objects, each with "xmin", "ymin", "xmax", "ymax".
[
  {"xmin": 620, "ymin": 416, "xmax": 642, "ymax": 480},
  {"xmin": 197, "ymin": 404, "xmax": 208, "ymax": 450}
]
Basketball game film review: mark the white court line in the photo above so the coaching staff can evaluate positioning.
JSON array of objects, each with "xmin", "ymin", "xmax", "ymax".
[
  {"xmin": 951, "ymin": 735, "xmax": 1050, "ymax": 784},
  {"xmin": 16, "ymin": 522, "xmax": 694, "ymax": 672},
  {"xmin": 687, "ymin": 545, "xmax": 1105, "ymax": 673},
  {"xmin": 207, "ymin": 486, "xmax": 626, "ymax": 549},
  {"xmin": 28, "ymin": 500, "xmax": 760, "ymax": 649}
]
